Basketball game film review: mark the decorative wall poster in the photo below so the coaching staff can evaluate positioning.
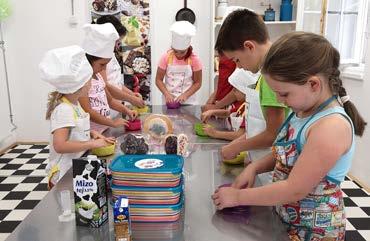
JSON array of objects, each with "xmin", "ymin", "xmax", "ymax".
[{"xmin": 91, "ymin": 0, "xmax": 151, "ymax": 103}]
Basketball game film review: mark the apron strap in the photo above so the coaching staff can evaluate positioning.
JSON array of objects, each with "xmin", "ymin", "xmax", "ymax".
[
  {"xmin": 295, "ymin": 95, "xmax": 337, "ymax": 153},
  {"xmin": 274, "ymin": 112, "xmax": 296, "ymax": 143},
  {"xmin": 168, "ymin": 51, "xmax": 192, "ymax": 66},
  {"xmin": 61, "ymin": 97, "xmax": 86, "ymax": 120},
  {"xmin": 236, "ymin": 102, "xmax": 246, "ymax": 117}
]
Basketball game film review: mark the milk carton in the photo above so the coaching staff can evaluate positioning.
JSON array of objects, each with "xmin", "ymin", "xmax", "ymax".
[{"xmin": 73, "ymin": 155, "xmax": 108, "ymax": 227}]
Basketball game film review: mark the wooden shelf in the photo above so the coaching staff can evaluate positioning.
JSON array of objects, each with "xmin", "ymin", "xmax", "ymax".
[
  {"xmin": 264, "ymin": 21, "xmax": 297, "ymax": 25},
  {"xmin": 214, "ymin": 20, "xmax": 296, "ymax": 27}
]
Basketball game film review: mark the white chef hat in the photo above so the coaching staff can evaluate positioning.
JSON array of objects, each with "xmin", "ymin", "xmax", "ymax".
[
  {"xmin": 82, "ymin": 23, "xmax": 119, "ymax": 58},
  {"xmin": 39, "ymin": 45, "xmax": 93, "ymax": 94},
  {"xmin": 170, "ymin": 21, "xmax": 196, "ymax": 51},
  {"xmin": 228, "ymin": 68, "xmax": 259, "ymax": 94}
]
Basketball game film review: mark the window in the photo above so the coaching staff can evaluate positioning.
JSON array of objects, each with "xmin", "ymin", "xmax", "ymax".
[{"xmin": 299, "ymin": 0, "xmax": 369, "ymax": 66}]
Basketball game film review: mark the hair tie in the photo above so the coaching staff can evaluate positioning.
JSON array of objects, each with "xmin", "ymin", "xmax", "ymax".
[{"xmin": 340, "ymin": 95, "xmax": 350, "ymax": 105}]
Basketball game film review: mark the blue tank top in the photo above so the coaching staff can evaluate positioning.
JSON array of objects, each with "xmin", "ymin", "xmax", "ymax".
[{"xmin": 288, "ymin": 106, "xmax": 355, "ymax": 183}]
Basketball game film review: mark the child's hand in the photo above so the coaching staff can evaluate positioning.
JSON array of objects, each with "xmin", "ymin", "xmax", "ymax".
[
  {"xmin": 175, "ymin": 94, "xmax": 187, "ymax": 104},
  {"xmin": 129, "ymin": 110, "xmax": 138, "ymax": 120},
  {"xmin": 134, "ymin": 92, "xmax": 142, "ymax": 99},
  {"xmin": 104, "ymin": 136, "xmax": 116, "ymax": 144},
  {"xmin": 90, "ymin": 130, "xmax": 104, "ymax": 140},
  {"xmin": 91, "ymin": 130, "xmax": 116, "ymax": 144},
  {"xmin": 201, "ymin": 104, "xmax": 217, "ymax": 112},
  {"xmin": 232, "ymin": 164, "xmax": 257, "ymax": 189},
  {"xmin": 90, "ymin": 139, "xmax": 109, "ymax": 149},
  {"xmin": 165, "ymin": 93, "xmax": 176, "ymax": 103},
  {"xmin": 221, "ymin": 144, "xmax": 238, "ymax": 160},
  {"xmin": 131, "ymin": 96, "xmax": 145, "ymax": 108},
  {"xmin": 203, "ymin": 125, "xmax": 216, "ymax": 137},
  {"xmin": 212, "ymin": 186, "xmax": 240, "ymax": 210},
  {"xmin": 112, "ymin": 118, "xmax": 129, "ymax": 128},
  {"xmin": 201, "ymin": 110, "xmax": 214, "ymax": 123}
]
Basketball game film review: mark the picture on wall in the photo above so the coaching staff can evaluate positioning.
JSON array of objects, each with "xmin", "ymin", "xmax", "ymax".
[{"xmin": 91, "ymin": 0, "xmax": 151, "ymax": 103}]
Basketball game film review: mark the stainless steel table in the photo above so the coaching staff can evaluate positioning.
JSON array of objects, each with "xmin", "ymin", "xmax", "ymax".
[{"xmin": 6, "ymin": 106, "xmax": 289, "ymax": 241}]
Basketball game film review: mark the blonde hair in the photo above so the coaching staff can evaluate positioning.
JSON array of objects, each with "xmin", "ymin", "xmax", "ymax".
[{"xmin": 46, "ymin": 91, "xmax": 63, "ymax": 120}]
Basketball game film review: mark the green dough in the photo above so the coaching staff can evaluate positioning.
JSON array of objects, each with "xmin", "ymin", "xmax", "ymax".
[{"xmin": 194, "ymin": 123, "xmax": 211, "ymax": 137}]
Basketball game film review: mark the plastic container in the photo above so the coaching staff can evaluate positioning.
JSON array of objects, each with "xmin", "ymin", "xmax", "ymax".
[
  {"xmin": 216, "ymin": 0, "xmax": 228, "ymax": 20},
  {"xmin": 110, "ymin": 154, "xmax": 184, "ymax": 187},
  {"xmin": 133, "ymin": 105, "xmax": 150, "ymax": 115},
  {"xmin": 223, "ymin": 152, "xmax": 246, "ymax": 165},
  {"xmin": 129, "ymin": 196, "xmax": 184, "ymax": 222},
  {"xmin": 280, "ymin": 0, "xmax": 293, "ymax": 21},
  {"xmin": 166, "ymin": 101, "xmax": 181, "ymax": 109},
  {"xmin": 111, "ymin": 180, "xmax": 183, "ymax": 205},
  {"xmin": 91, "ymin": 143, "xmax": 115, "ymax": 157},
  {"xmin": 126, "ymin": 119, "xmax": 142, "ymax": 131}
]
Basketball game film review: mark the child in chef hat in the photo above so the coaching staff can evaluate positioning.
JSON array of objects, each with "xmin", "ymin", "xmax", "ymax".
[
  {"xmin": 200, "ymin": 68, "xmax": 254, "ymax": 141},
  {"xmin": 95, "ymin": 15, "xmax": 145, "ymax": 109},
  {"xmin": 40, "ymin": 45, "xmax": 115, "ymax": 188},
  {"xmin": 155, "ymin": 21, "xmax": 203, "ymax": 105},
  {"xmin": 79, "ymin": 23, "xmax": 138, "ymax": 133}
]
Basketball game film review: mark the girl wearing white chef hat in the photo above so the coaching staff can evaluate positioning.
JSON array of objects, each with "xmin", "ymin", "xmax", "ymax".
[
  {"xmin": 79, "ymin": 23, "xmax": 138, "ymax": 133},
  {"xmin": 39, "ymin": 45, "xmax": 115, "ymax": 189},
  {"xmin": 95, "ymin": 16, "xmax": 145, "ymax": 109},
  {"xmin": 155, "ymin": 21, "xmax": 203, "ymax": 105},
  {"xmin": 200, "ymin": 69, "xmax": 248, "ymax": 141}
]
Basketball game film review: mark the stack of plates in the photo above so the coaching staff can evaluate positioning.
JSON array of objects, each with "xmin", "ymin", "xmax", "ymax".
[
  {"xmin": 112, "ymin": 183, "xmax": 182, "ymax": 205},
  {"xmin": 110, "ymin": 154, "xmax": 184, "ymax": 222}
]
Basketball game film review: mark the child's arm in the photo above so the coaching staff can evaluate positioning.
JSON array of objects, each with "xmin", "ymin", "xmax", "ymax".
[
  {"xmin": 176, "ymin": 70, "xmax": 202, "ymax": 103},
  {"xmin": 202, "ymin": 90, "xmax": 236, "ymax": 112},
  {"xmin": 201, "ymin": 109, "xmax": 230, "ymax": 122},
  {"xmin": 106, "ymin": 82, "xmax": 145, "ymax": 108},
  {"xmin": 221, "ymin": 106, "xmax": 285, "ymax": 159},
  {"xmin": 213, "ymin": 114, "xmax": 352, "ymax": 209},
  {"xmin": 100, "ymin": 69, "xmax": 145, "ymax": 108},
  {"xmin": 230, "ymin": 153, "xmax": 275, "ymax": 189},
  {"xmin": 79, "ymin": 97, "xmax": 128, "ymax": 128},
  {"xmin": 206, "ymin": 91, "xmax": 216, "ymax": 104},
  {"xmin": 105, "ymin": 87, "xmax": 138, "ymax": 120},
  {"xmin": 155, "ymin": 67, "xmax": 175, "ymax": 103},
  {"xmin": 204, "ymin": 126, "xmax": 245, "ymax": 141},
  {"xmin": 53, "ymin": 128, "xmax": 107, "ymax": 153}
]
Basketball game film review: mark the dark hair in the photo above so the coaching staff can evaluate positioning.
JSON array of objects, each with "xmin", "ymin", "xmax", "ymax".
[
  {"xmin": 95, "ymin": 15, "xmax": 127, "ymax": 37},
  {"xmin": 262, "ymin": 32, "xmax": 367, "ymax": 136},
  {"xmin": 183, "ymin": 46, "xmax": 193, "ymax": 60},
  {"xmin": 215, "ymin": 9, "xmax": 269, "ymax": 53},
  {"xmin": 85, "ymin": 53, "xmax": 103, "ymax": 65}
]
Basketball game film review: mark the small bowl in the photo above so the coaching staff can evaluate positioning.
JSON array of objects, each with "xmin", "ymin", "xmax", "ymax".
[
  {"xmin": 223, "ymin": 152, "xmax": 246, "ymax": 165},
  {"xmin": 125, "ymin": 119, "xmax": 142, "ymax": 131},
  {"xmin": 194, "ymin": 123, "xmax": 211, "ymax": 137},
  {"xmin": 133, "ymin": 106, "xmax": 149, "ymax": 115},
  {"xmin": 166, "ymin": 101, "xmax": 181, "ymax": 109},
  {"xmin": 91, "ymin": 143, "xmax": 115, "ymax": 157}
]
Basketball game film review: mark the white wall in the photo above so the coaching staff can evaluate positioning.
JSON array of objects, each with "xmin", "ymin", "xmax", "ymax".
[
  {"xmin": 0, "ymin": 43, "xmax": 16, "ymax": 150},
  {"xmin": 2, "ymin": 0, "xmax": 91, "ymax": 142},
  {"xmin": 344, "ymin": 39, "xmax": 370, "ymax": 187},
  {"xmin": 0, "ymin": 0, "xmax": 211, "ymax": 144},
  {"xmin": 150, "ymin": 0, "xmax": 211, "ymax": 105}
]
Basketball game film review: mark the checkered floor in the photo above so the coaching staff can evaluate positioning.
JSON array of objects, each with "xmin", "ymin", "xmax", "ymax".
[
  {"xmin": 0, "ymin": 145, "xmax": 370, "ymax": 241},
  {"xmin": 0, "ymin": 144, "xmax": 49, "ymax": 241}
]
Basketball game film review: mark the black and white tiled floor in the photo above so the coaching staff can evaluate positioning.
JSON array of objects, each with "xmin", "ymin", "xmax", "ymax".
[
  {"xmin": 0, "ymin": 144, "xmax": 370, "ymax": 241},
  {"xmin": 0, "ymin": 144, "xmax": 49, "ymax": 241}
]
